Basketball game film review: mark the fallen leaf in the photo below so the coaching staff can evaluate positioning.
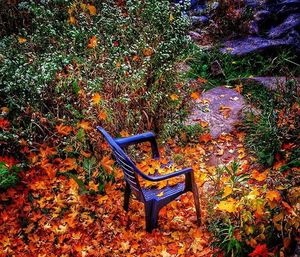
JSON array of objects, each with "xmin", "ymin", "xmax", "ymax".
[
  {"xmin": 170, "ymin": 94, "xmax": 179, "ymax": 101},
  {"xmin": 252, "ymin": 169, "xmax": 268, "ymax": 182},
  {"xmin": 18, "ymin": 37, "xmax": 27, "ymax": 44},
  {"xmin": 191, "ymin": 92, "xmax": 200, "ymax": 100},
  {"xmin": 87, "ymin": 4, "xmax": 97, "ymax": 15},
  {"xmin": 215, "ymin": 198, "xmax": 238, "ymax": 213},
  {"xmin": 92, "ymin": 93, "xmax": 101, "ymax": 105},
  {"xmin": 157, "ymin": 192, "xmax": 164, "ymax": 197},
  {"xmin": 100, "ymin": 156, "xmax": 114, "ymax": 173},
  {"xmin": 68, "ymin": 16, "xmax": 76, "ymax": 25},
  {"xmin": 87, "ymin": 36, "xmax": 97, "ymax": 48},
  {"xmin": 222, "ymin": 185, "xmax": 233, "ymax": 198},
  {"xmin": 98, "ymin": 111, "xmax": 107, "ymax": 120},
  {"xmin": 266, "ymin": 190, "xmax": 281, "ymax": 202},
  {"xmin": 56, "ymin": 124, "xmax": 72, "ymax": 136},
  {"xmin": 142, "ymin": 48, "xmax": 153, "ymax": 57},
  {"xmin": 199, "ymin": 133, "xmax": 212, "ymax": 143},
  {"xmin": 78, "ymin": 120, "xmax": 92, "ymax": 131}
]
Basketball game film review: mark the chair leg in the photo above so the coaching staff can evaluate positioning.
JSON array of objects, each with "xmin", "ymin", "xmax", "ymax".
[
  {"xmin": 145, "ymin": 202, "xmax": 153, "ymax": 233},
  {"xmin": 192, "ymin": 182, "xmax": 201, "ymax": 226},
  {"xmin": 124, "ymin": 182, "xmax": 131, "ymax": 212},
  {"xmin": 150, "ymin": 203, "xmax": 159, "ymax": 229}
]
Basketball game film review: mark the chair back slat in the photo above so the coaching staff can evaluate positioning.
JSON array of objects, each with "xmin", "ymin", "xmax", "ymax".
[{"xmin": 97, "ymin": 127, "xmax": 142, "ymax": 196}]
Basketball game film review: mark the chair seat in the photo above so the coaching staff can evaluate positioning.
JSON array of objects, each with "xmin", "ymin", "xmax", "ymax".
[{"xmin": 142, "ymin": 182, "xmax": 185, "ymax": 202}]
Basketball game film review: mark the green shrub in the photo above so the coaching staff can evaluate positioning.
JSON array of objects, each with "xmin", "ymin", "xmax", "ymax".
[
  {"xmin": 0, "ymin": 162, "xmax": 19, "ymax": 190},
  {"xmin": 242, "ymin": 82, "xmax": 299, "ymax": 166},
  {"xmin": 0, "ymin": 0, "xmax": 193, "ymax": 137},
  {"xmin": 0, "ymin": 0, "xmax": 194, "ymax": 189}
]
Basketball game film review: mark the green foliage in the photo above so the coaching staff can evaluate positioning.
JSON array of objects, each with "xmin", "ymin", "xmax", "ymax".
[
  {"xmin": 242, "ymin": 82, "xmax": 299, "ymax": 166},
  {"xmin": 0, "ymin": 162, "xmax": 19, "ymax": 190},
  {"xmin": 0, "ymin": 0, "xmax": 194, "ymax": 192},
  {"xmin": 187, "ymin": 48, "xmax": 300, "ymax": 87},
  {"xmin": 210, "ymin": 220, "xmax": 248, "ymax": 257},
  {"xmin": 0, "ymin": 0, "xmax": 193, "ymax": 145}
]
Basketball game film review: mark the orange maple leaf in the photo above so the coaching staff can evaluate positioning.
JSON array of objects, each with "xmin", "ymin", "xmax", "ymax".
[
  {"xmin": 87, "ymin": 36, "xmax": 97, "ymax": 48},
  {"xmin": 266, "ymin": 190, "xmax": 281, "ymax": 202},
  {"xmin": 100, "ymin": 156, "xmax": 114, "ymax": 173},
  {"xmin": 142, "ymin": 48, "xmax": 153, "ymax": 57},
  {"xmin": 197, "ymin": 77, "xmax": 208, "ymax": 84},
  {"xmin": 18, "ymin": 37, "xmax": 27, "ymax": 44},
  {"xmin": 98, "ymin": 111, "xmax": 107, "ymax": 120},
  {"xmin": 132, "ymin": 55, "xmax": 140, "ymax": 62},
  {"xmin": 170, "ymin": 94, "xmax": 179, "ymax": 101},
  {"xmin": 60, "ymin": 158, "xmax": 77, "ymax": 172},
  {"xmin": 199, "ymin": 133, "xmax": 212, "ymax": 143},
  {"xmin": 39, "ymin": 146, "xmax": 57, "ymax": 158},
  {"xmin": 92, "ymin": 92, "xmax": 101, "ymax": 105},
  {"xmin": 191, "ymin": 92, "xmax": 200, "ymax": 100},
  {"xmin": 77, "ymin": 120, "xmax": 92, "ymax": 131},
  {"xmin": 55, "ymin": 124, "xmax": 73, "ymax": 136},
  {"xmin": 87, "ymin": 4, "xmax": 97, "ymax": 15},
  {"xmin": 120, "ymin": 130, "xmax": 130, "ymax": 137},
  {"xmin": 234, "ymin": 84, "xmax": 243, "ymax": 93},
  {"xmin": 252, "ymin": 169, "xmax": 268, "ymax": 182},
  {"xmin": 68, "ymin": 16, "xmax": 76, "ymax": 25}
]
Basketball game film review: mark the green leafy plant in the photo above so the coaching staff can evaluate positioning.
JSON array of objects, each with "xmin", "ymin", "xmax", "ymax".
[
  {"xmin": 0, "ymin": 162, "xmax": 19, "ymax": 190},
  {"xmin": 242, "ymin": 82, "xmax": 299, "ymax": 166}
]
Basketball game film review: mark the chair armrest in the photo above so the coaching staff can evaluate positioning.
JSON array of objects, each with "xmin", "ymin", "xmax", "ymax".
[
  {"xmin": 142, "ymin": 167, "xmax": 193, "ymax": 182},
  {"xmin": 115, "ymin": 132, "xmax": 159, "ymax": 159}
]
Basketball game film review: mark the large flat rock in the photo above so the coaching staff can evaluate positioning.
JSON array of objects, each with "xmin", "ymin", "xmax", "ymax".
[
  {"xmin": 221, "ymin": 35, "xmax": 300, "ymax": 55},
  {"xmin": 186, "ymin": 86, "xmax": 245, "ymax": 138},
  {"xmin": 241, "ymin": 76, "xmax": 300, "ymax": 90}
]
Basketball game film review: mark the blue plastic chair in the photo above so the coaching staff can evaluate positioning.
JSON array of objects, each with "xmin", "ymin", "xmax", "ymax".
[{"xmin": 97, "ymin": 126, "xmax": 201, "ymax": 232}]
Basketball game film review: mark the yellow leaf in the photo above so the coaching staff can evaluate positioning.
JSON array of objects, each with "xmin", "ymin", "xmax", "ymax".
[
  {"xmin": 245, "ymin": 225, "xmax": 254, "ymax": 235},
  {"xmin": 87, "ymin": 35, "xmax": 97, "ymax": 48},
  {"xmin": 18, "ymin": 37, "xmax": 27, "ymax": 44},
  {"xmin": 121, "ymin": 241, "xmax": 130, "ymax": 252},
  {"xmin": 216, "ymin": 198, "xmax": 238, "ymax": 213},
  {"xmin": 222, "ymin": 185, "xmax": 233, "ymax": 198},
  {"xmin": 170, "ymin": 94, "xmax": 179, "ymax": 100},
  {"xmin": 169, "ymin": 14, "xmax": 174, "ymax": 22},
  {"xmin": 87, "ymin": 4, "xmax": 97, "ymax": 15},
  {"xmin": 92, "ymin": 92, "xmax": 101, "ymax": 105},
  {"xmin": 116, "ymin": 62, "xmax": 121, "ymax": 68},
  {"xmin": 191, "ymin": 92, "xmax": 200, "ymax": 100},
  {"xmin": 97, "ymin": 195, "xmax": 108, "ymax": 204},
  {"xmin": 235, "ymin": 84, "xmax": 243, "ymax": 93},
  {"xmin": 80, "ymin": 3, "xmax": 87, "ymax": 10},
  {"xmin": 157, "ymin": 192, "xmax": 164, "ymax": 197},
  {"xmin": 216, "ymin": 148, "xmax": 224, "ymax": 156},
  {"xmin": 68, "ymin": 16, "xmax": 76, "ymax": 25}
]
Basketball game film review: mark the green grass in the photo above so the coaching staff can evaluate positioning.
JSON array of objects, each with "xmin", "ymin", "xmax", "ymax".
[{"xmin": 186, "ymin": 46, "xmax": 300, "ymax": 88}]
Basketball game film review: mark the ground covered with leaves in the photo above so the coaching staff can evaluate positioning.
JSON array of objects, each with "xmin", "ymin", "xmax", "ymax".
[
  {"xmin": 0, "ymin": 0, "xmax": 299, "ymax": 256},
  {"xmin": 0, "ymin": 123, "xmax": 299, "ymax": 256}
]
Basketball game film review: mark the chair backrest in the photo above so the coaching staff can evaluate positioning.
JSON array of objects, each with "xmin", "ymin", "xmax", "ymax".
[{"xmin": 97, "ymin": 127, "xmax": 143, "ymax": 197}]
